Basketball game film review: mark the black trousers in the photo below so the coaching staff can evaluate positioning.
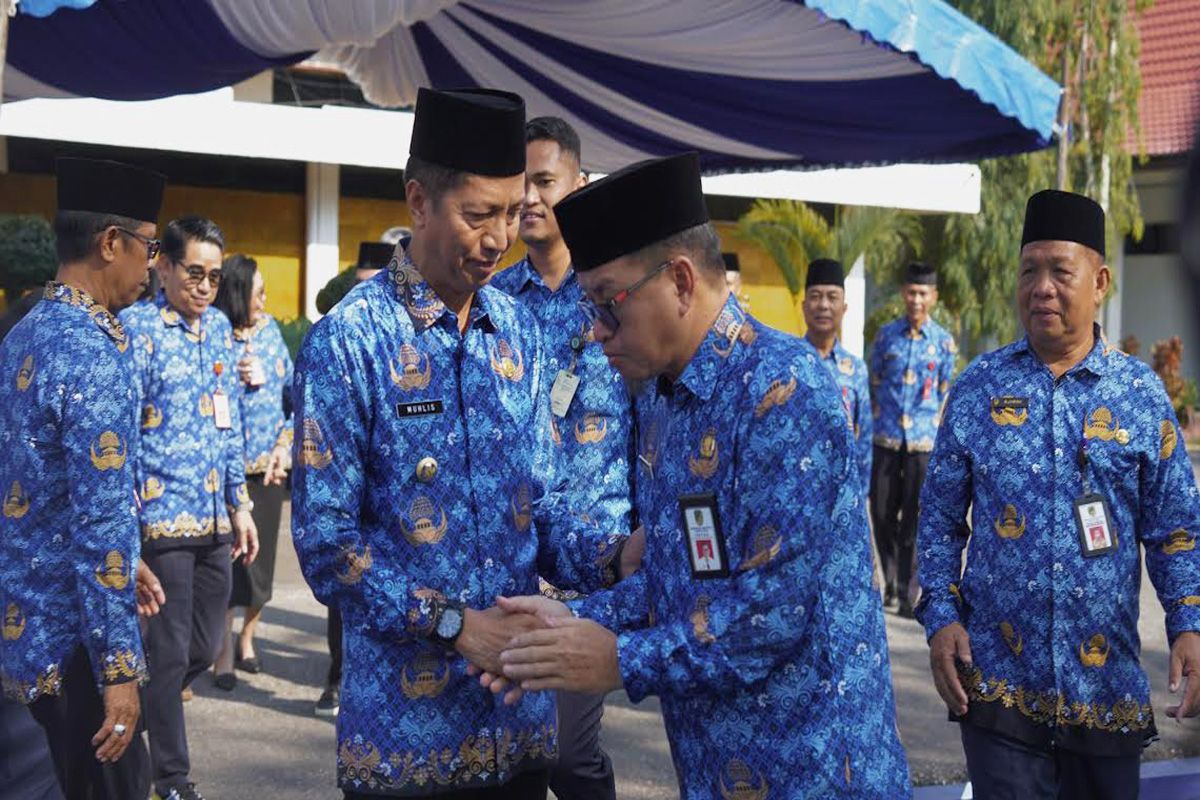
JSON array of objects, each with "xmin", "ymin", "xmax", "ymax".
[
  {"xmin": 143, "ymin": 543, "xmax": 231, "ymax": 795},
  {"xmin": 550, "ymin": 691, "xmax": 614, "ymax": 800},
  {"xmin": 344, "ymin": 768, "xmax": 548, "ymax": 800},
  {"xmin": 229, "ymin": 479, "xmax": 286, "ymax": 609},
  {"xmin": 869, "ymin": 446, "xmax": 929, "ymax": 599},
  {"xmin": 961, "ymin": 723, "xmax": 1139, "ymax": 800},
  {"xmin": 327, "ymin": 604, "xmax": 342, "ymax": 686},
  {"xmin": 27, "ymin": 646, "xmax": 150, "ymax": 800}
]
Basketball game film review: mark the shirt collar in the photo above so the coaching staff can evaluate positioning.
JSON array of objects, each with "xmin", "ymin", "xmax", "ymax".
[
  {"xmin": 1013, "ymin": 323, "xmax": 1112, "ymax": 377},
  {"xmin": 665, "ymin": 294, "xmax": 754, "ymax": 403},
  {"xmin": 389, "ymin": 240, "xmax": 495, "ymax": 334},
  {"xmin": 42, "ymin": 281, "xmax": 128, "ymax": 350},
  {"xmin": 510, "ymin": 256, "xmax": 578, "ymax": 296},
  {"xmin": 233, "ymin": 315, "xmax": 270, "ymax": 342}
]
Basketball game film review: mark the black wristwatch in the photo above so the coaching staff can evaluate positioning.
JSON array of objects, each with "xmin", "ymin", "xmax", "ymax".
[{"xmin": 430, "ymin": 598, "xmax": 466, "ymax": 647}]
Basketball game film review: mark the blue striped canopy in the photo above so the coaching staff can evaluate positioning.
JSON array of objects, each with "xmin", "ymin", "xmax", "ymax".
[{"xmin": 6, "ymin": 0, "xmax": 1061, "ymax": 174}]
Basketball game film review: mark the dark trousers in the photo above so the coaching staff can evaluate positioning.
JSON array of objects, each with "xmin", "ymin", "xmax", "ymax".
[
  {"xmin": 27, "ymin": 646, "xmax": 150, "ymax": 800},
  {"xmin": 344, "ymin": 768, "xmax": 548, "ymax": 800},
  {"xmin": 550, "ymin": 691, "xmax": 614, "ymax": 800},
  {"xmin": 143, "ymin": 543, "xmax": 231, "ymax": 795},
  {"xmin": 327, "ymin": 605, "xmax": 342, "ymax": 686},
  {"xmin": 869, "ymin": 446, "xmax": 929, "ymax": 600},
  {"xmin": 961, "ymin": 723, "xmax": 1139, "ymax": 800}
]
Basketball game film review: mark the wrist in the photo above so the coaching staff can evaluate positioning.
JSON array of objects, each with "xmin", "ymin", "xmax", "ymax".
[{"xmin": 432, "ymin": 598, "xmax": 467, "ymax": 649}]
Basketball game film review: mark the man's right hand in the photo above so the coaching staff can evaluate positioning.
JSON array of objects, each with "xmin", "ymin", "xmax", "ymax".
[
  {"xmin": 929, "ymin": 622, "xmax": 973, "ymax": 716},
  {"xmin": 454, "ymin": 606, "xmax": 541, "ymax": 675},
  {"xmin": 93, "ymin": 681, "xmax": 140, "ymax": 764}
]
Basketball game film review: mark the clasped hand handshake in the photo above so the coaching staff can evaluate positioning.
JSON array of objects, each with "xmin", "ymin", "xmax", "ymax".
[{"xmin": 454, "ymin": 527, "xmax": 645, "ymax": 705}]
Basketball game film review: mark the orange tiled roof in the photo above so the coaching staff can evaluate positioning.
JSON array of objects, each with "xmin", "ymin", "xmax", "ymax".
[{"xmin": 1135, "ymin": 0, "xmax": 1200, "ymax": 156}]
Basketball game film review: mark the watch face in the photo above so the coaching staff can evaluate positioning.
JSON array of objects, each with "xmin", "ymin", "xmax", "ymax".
[{"xmin": 436, "ymin": 607, "xmax": 463, "ymax": 640}]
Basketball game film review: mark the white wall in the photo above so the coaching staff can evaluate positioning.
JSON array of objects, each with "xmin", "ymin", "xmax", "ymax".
[{"xmin": 1120, "ymin": 253, "xmax": 1200, "ymax": 380}]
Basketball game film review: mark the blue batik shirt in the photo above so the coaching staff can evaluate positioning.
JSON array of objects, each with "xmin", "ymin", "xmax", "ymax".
[
  {"xmin": 572, "ymin": 296, "xmax": 912, "ymax": 799},
  {"xmin": 291, "ymin": 245, "xmax": 625, "ymax": 796},
  {"xmin": 0, "ymin": 283, "xmax": 146, "ymax": 702},
  {"xmin": 870, "ymin": 316, "xmax": 957, "ymax": 452},
  {"xmin": 809, "ymin": 336, "xmax": 873, "ymax": 491},
  {"xmin": 491, "ymin": 258, "xmax": 634, "ymax": 537},
  {"xmin": 120, "ymin": 291, "xmax": 249, "ymax": 553},
  {"xmin": 233, "ymin": 314, "xmax": 293, "ymax": 475},
  {"xmin": 916, "ymin": 329, "xmax": 1200, "ymax": 756}
]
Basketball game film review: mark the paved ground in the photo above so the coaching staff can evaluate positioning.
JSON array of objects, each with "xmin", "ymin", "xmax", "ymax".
[{"xmin": 172, "ymin": 499, "xmax": 1200, "ymax": 799}]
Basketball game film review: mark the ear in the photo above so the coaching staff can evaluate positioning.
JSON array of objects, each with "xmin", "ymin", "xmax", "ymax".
[
  {"xmin": 669, "ymin": 256, "xmax": 700, "ymax": 318},
  {"xmin": 406, "ymin": 180, "xmax": 430, "ymax": 229},
  {"xmin": 97, "ymin": 226, "xmax": 121, "ymax": 265},
  {"xmin": 1095, "ymin": 262, "xmax": 1112, "ymax": 301},
  {"xmin": 575, "ymin": 172, "xmax": 588, "ymax": 190}
]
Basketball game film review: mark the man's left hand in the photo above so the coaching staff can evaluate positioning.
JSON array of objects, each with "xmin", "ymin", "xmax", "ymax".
[
  {"xmin": 135, "ymin": 561, "xmax": 166, "ymax": 617},
  {"xmin": 1167, "ymin": 630, "xmax": 1200, "ymax": 721},
  {"xmin": 264, "ymin": 445, "xmax": 291, "ymax": 486},
  {"xmin": 232, "ymin": 508, "xmax": 259, "ymax": 565},
  {"xmin": 500, "ymin": 616, "xmax": 622, "ymax": 696}
]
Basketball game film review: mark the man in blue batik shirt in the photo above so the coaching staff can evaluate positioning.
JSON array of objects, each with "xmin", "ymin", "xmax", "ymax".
[
  {"xmin": 0, "ymin": 158, "xmax": 165, "ymax": 800},
  {"xmin": 491, "ymin": 153, "xmax": 912, "ymax": 799},
  {"xmin": 869, "ymin": 260, "xmax": 958, "ymax": 616},
  {"xmin": 291, "ymin": 88, "xmax": 628, "ymax": 800},
  {"xmin": 491, "ymin": 116, "xmax": 632, "ymax": 800},
  {"xmin": 916, "ymin": 190, "xmax": 1200, "ymax": 800},
  {"xmin": 801, "ymin": 257, "xmax": 872, "ymax": 492},
  {"xmin": 121, "ymin": 216, "xmax": 259, "ymax": 800}
]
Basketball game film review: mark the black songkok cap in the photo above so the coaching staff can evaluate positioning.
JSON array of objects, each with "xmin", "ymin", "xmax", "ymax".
[
  {"xmin": 1021, "ymin": 189, "xmax": 1106, "ymax": 258},
  {"xmin": 904, "ymin": 260, "xmax": 937, "ymax": 286},
  {"xmin": 722, "ymin": 252, "xmax": 740, "ymax": 272},
  {"xmin": 356, "ymin": 242, "xmax": 395, "ymax": 271},
  {"xmin": 409, "ymin": 88, "xmax": 525, "ymax": 177},
  {"xmin": 806, "ymin": 257, "xmax": 844, "ymax": 289},
  {"xmin": 557, "ymin": 152, "xmax": 709, "ymax": 272},
  {"xmin": 56, "ymin": 157, "xmax": 165, "ymax": 223}
]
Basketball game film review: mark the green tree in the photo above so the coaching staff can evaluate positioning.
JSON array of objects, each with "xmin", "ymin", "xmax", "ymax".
[{"xmin": 0, "ymin": 214, "xmax": 57, "ymax": 303}]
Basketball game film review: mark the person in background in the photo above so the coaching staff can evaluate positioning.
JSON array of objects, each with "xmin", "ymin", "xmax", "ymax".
[
  {"xmin": 211, "ymin": 255, "xmax": 294, "ymax": 690},
  {"xmin": 310, "ymin": 239, "xmax": 393, "ymax": 717},
  {"xmin": 868, "ymin": 261, "xmax": 957, "ymax": 617},
  {"xmin": 120, "ymin": 216, "xmax": 259, "ymax": 800},
  {"xmin": 722, "ymin": 251, "xmax": 749, "ymax": 309},
  {"xmin": 801, "ymin": 257, "xmax": 872, "ymax": 494}
]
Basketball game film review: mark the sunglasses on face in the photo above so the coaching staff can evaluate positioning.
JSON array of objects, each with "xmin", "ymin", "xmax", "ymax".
[
  {"xmin": 577, "ymin": 259, "xmax": 674, "ymax": 333},
  {"xmin": 114, "ymin": 227, "xmax": 162, "ymax": 261},
  {"xmin": 175, "ymin": 261, "xmax": 222, "ymax": 288}
]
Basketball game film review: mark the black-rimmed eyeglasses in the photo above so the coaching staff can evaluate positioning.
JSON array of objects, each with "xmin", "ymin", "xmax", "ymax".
[{"xmin": 577, "ymin": 259, "xmax": 673, "ymax": 333}]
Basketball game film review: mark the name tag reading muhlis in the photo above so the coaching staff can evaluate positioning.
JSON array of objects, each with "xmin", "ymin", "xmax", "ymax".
[
  {"xmin": 397, "ymin": 400, "xmax": 444, "ymax": 418},
  {"xmin": 679, "ymin": 493, "xmax": 729, "ymax": 579}
]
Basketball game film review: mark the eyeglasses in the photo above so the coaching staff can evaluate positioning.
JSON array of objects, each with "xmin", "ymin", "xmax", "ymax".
[
  {"xmin": 578, "ymin": 259, "xmax": 674, "ymax": 333},
  {"xmin": 114, "ymin": 227, "xmax": 162, "ymax": 261},
  {"xmin": 175, "ymin": 261, "xmax": 222, "ymax": 288}
]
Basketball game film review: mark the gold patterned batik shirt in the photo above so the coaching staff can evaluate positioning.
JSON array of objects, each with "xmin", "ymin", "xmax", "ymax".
[
  {"xmin": 233, "ymin": 314, "xmax": 293, "ymax": 475},
  {"xmin": 916, "ymin": 328, "xmax": 1200, "ymax": 755},
  {"xmin": 0, "ymin": 282, "xmax": 146, "ymax": 702},
  {"xmin": 119, "ymin": 290, "xmax": 248, "ymax": 552},
  {"xmin": 869, "ymin": 315, "xmax": 957, "ymax": 453}
]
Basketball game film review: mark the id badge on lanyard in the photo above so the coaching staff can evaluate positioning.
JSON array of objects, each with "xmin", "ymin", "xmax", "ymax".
[
  {"xmin": 1074, "ymin": 441, "xmax": 1116, "ymax": 557},
  {"xmin": 550, "ymin": 332, "xmax": 587, "ymax": 419},
  {"xmin": 212, "ymin": 361, "xmax": 232, "ymax": 431}
]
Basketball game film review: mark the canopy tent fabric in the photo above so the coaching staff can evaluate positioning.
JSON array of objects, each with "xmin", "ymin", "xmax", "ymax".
[{"xmin": 6, "ymin": 0, "xmax": 1061, "ymax": 174}]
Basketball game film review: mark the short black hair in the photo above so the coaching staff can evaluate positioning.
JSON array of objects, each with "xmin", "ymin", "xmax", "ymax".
[
  {"xmin": 526, "ymin": 116, "xmax": 582, "ymax": 166},
  {"xmin": 53, "ymin": 210, "xmax": 142, "ymax": 264},
  {"xmin": 213, "ymin": 253, "xmax": 257, "ymax": 330},
  {"xmin": 635, "ymin": 222, "xmax": 724, "ymax": 279},
  {"xmin": 404, "ymin": 155, "xmax": 468, "ymax": 205},
  {"xmin": 162, "ymin": 215, "xmax": 225, "ymax": 264}
]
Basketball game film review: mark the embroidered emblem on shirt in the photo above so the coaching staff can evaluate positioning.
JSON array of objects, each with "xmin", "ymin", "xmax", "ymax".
[
  {"xmin": 575, "ymin": 414, "xmax": 608, "ymax": 445},
  {"xmin": 335, "ymin": 544, "xmax": 372, "ymax": 585},
  {"xmin": 990, "ymin": 397, "xmax": 1028, "ymax": 427},
  {"xmin": 838, "ymin": 357, "xmax": 855, "ymax": 376},
  {"xmin": 400, "ymin": 496, "xmax": 448, "ymax": 545},
  {"xmin": 142, "ymin": 477, "xmax": 165, "ymax": 501},
  {"xmin": 15, "ymin": 355, "xmax": 33, "ymax": 391},
  {"xmin": 738, "ymin": 525, "xmax": 782, "ymax": 572},
  {"xmin": 1162, "ymin": 529, "xmax": 1195, "ymax": 555},
  {"xmin": 688, "ymin": 428, "xmax": 719, "ymax": 479},
  {"xmin": 400, "ymin": 651, "xmax": 451, "ymax": 699},
  {"xmin": 390, "ymin": 344, "xmax": 432, "ymax": 391},
  {"xmin": 142, "ymin": 404, "xmax": 163, "ymax": 430},
  {"xmin": 691, "ymin": 595, "xmax": 716, "ymax": 643},
  {"xmin": 95, "ymin": 551, "xmax": 130, "ymax": 590},
  {"xmin": 719, "ymin": 759, "xmax": 768, "ymax": 800},
  {"xmin": 754, "ymin": 377, "xmax": 796, "ymax": 419},
  {"xmin": 1079, "ymin": 634, "xmax": 1109, "ymax": 668},
  {"xmin": 999, "ymin": 621, "xmax": 1023, "ymax": 657},
  {"xmin": 199, "ymin": 393, "xmax": 214, "ymax": 417},
  {"xmin": 993, "ymin": 504, "xmax": 1026, "ymax": 540},
  {"xmin": 204, "ymin": 468, "xmax": 220, "ymax": 493},
  {"xmin": 89, "ymin": 431, "xmax": 127, "ymax": 471},
  {"xmin": 511, "ymin": 482, "xmax": 532, "ymax": 532},
  {"xmin": 300, "ymin": 418, "xmax": 333, "ymax": 469},
  {"xmin": 490, "ymin": 339, "xmax": 525, "ymax": 381},
  {"xmin": 1083, "ymin": 407, "xmax": 1127, "ymax": 443},
  {"xmin": 3, "ymin": 481, "xmax": 30, "ymax": 519},
  {"xmin": 1161, "ymin": 420, "xmax": 1178, "ymax": 460},
  {"xmin": 3, "ymin": 603, "xmax": 25, "ymax": 641}
]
